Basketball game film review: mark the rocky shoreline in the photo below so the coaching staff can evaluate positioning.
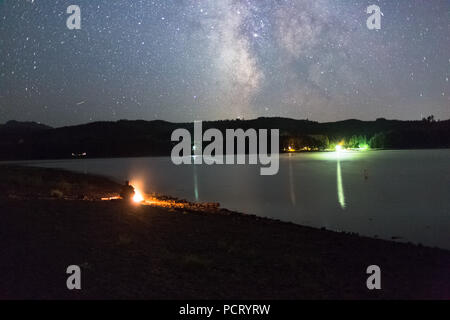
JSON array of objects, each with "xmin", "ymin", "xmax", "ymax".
[{"xmin": 0, "ymin": 165, "xmax": 449, "ymax": 299}]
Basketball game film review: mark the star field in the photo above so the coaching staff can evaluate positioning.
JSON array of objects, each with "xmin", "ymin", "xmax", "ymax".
[{"xmin": 0, "ymin": 0, "xmax": 449, "ymax": 126}]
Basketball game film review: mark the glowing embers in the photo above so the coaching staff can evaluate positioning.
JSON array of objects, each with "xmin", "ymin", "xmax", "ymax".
[{"xmin": 132, "ymin": 188, "xmax": 144, "ymax": 203}]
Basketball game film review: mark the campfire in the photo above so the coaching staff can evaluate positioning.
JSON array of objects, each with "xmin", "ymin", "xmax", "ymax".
[
  {"xmin": 100, "ymin": 182, "xmax": 221, "ymax": 213},
  {"xmin": 101, "ymin": 183, "xmax": 144, "ymax": 204},
  {"xmin": 132, "ymin": 188, "xmax": 144, "ymax": 203}
]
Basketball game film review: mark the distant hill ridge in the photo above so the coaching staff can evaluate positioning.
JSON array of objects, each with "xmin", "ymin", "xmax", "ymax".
[
  {"xmin": 0, "ymin": 120, "xmax": 52, "ymax": 132},
  {"xmin": 0, "ymin": 117, "xmax": 449, "ymax": 160}
]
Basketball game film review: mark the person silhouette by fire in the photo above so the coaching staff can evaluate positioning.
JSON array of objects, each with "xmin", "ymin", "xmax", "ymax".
[{"xmin": 120, "ymin": 180, "xmax": 135, "ymax": 201}]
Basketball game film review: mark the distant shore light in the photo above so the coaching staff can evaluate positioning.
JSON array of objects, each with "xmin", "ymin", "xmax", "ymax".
[{"xmin": 358, "ymin": 144, "xmax": 369, "ymax": 151}]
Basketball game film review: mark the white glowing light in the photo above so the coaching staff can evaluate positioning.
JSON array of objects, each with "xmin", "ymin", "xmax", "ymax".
[{"xmin": 133, "ymin": 189, "xmax": 144, "ymax": 203}]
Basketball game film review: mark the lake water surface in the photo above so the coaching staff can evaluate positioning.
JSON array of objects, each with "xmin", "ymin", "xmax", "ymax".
[{"xmin": 21, "ymin": 150, "xmax": 450, "ymax": 250}]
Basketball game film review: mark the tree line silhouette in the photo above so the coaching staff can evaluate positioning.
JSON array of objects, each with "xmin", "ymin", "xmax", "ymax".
[{"xmin": 0, "ymin": 116, "xmax": 449, "ymax": 160}]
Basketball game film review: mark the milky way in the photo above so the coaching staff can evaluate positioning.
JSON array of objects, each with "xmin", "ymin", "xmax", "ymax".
[{"xmin": 0, "ymin": 0, "xmax": 449, "ymax": 126}]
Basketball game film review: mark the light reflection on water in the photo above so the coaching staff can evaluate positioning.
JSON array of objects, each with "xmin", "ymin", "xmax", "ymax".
[
  {"xmin": 17, "ymin": 149, "xmax": 450, "ymax": 250},
  {"xmin": 193, "ymin": 162, "xmax": 199, "ymax": 202},
  {"xmin": 337, "ymin": 158, "xmax": 346, "ymax": 210},
  {"xmin": 288, "ymin": 153, "xmax": 296, "ymax": 206}
]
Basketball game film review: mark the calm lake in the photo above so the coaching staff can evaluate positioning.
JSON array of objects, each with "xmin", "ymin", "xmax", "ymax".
[{"xmin": 21, "ymin": 149, "xmax": 450, "ymax": 250}]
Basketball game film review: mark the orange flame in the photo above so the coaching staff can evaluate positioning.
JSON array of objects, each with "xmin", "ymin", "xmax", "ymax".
[{"xmin": 133, "ymin": 188, "xmax": 144, "ymax": 203}]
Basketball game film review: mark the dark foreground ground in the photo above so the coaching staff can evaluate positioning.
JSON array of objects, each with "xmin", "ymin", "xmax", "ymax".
[{"xmin": 0, "ymin": 165, "xmax": 449, "ymax": 299}]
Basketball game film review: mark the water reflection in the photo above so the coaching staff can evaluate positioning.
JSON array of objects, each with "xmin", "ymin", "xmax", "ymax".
[
  {"xmin": 21, "ymin": 150, "xmax": 450, "ymax": 250},
  {"xmin": 288, "ymin": 154, "xmax": 296, "ymax": 206},
  {"xmin": 336, "ymin": 157, "xmax": 346, "ymax": 209},
  {"xmin": 193, "ymin": 160, "xmax": 199, "ymax": 201}
]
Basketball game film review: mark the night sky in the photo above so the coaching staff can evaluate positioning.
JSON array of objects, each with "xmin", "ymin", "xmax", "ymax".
[{"xmin": 0, "ymin": 0, "xmax": 449, "ymax": 126}]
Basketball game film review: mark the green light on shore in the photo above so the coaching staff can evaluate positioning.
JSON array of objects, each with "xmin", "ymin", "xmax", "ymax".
[{"xmin": 358, "ymin": 144, "xmax": 369, "ymax": 151}]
